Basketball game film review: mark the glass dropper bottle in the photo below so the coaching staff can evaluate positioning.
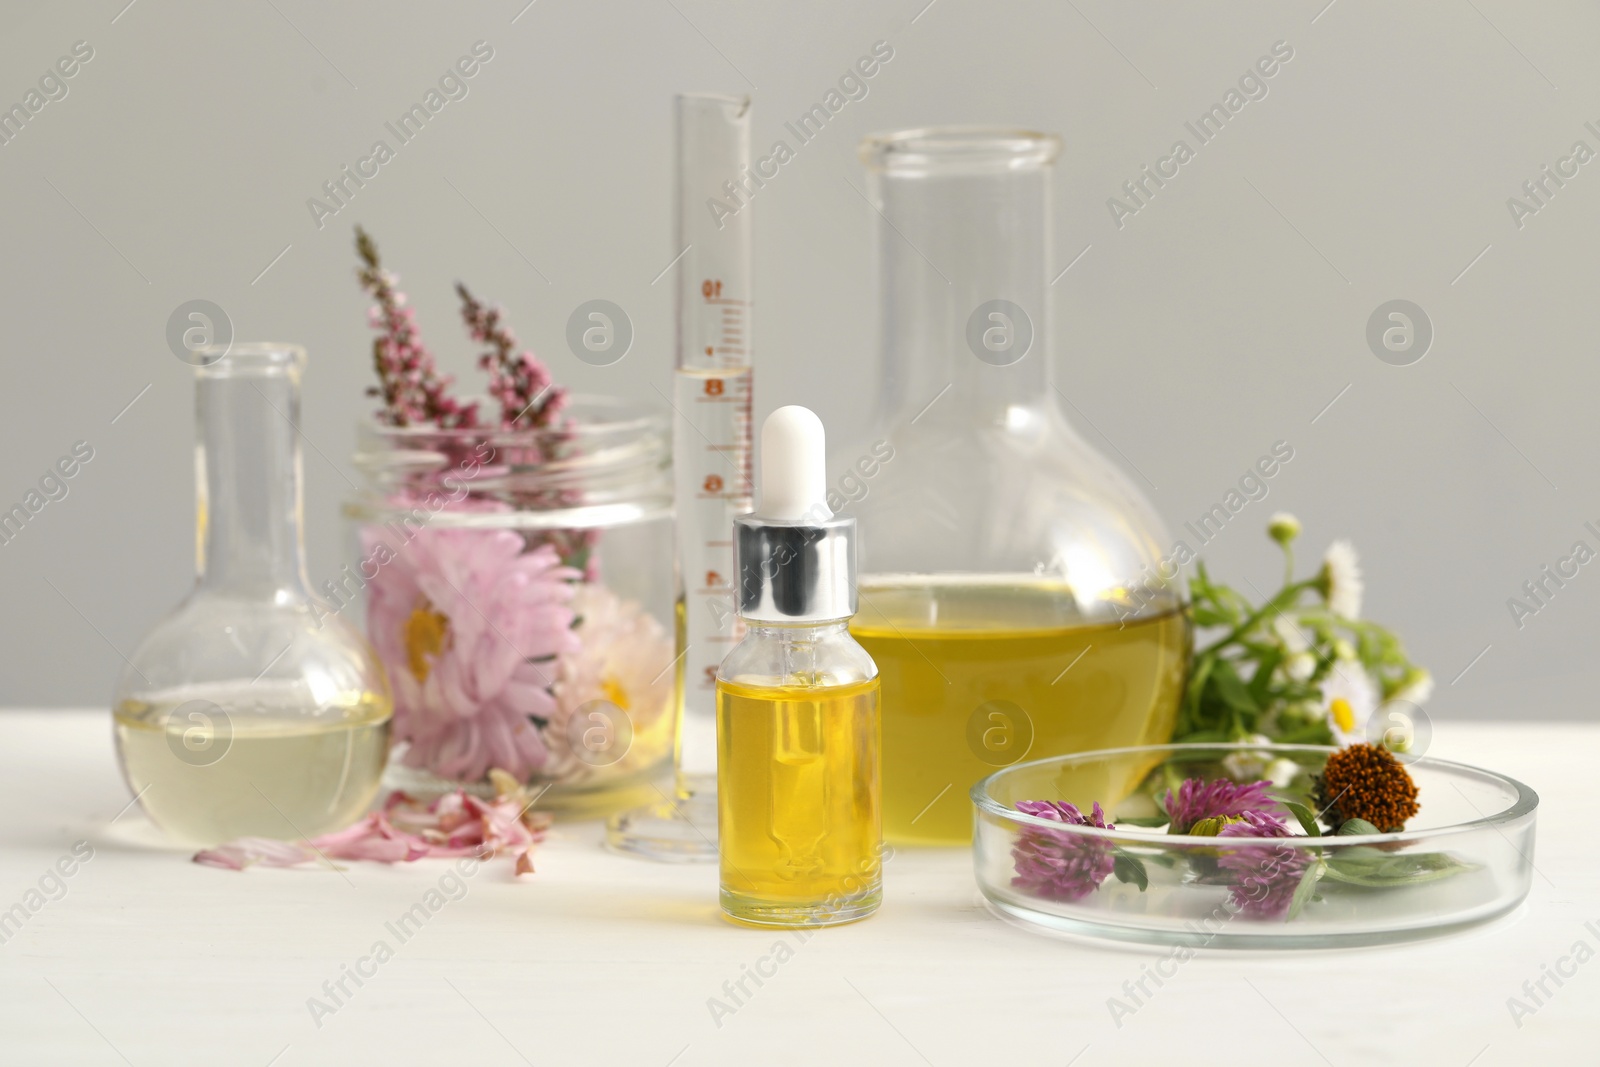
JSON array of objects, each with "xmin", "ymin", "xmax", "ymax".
[{"xmin": 717, "ymin": 406, "xmax": 882, "ymax": 926}]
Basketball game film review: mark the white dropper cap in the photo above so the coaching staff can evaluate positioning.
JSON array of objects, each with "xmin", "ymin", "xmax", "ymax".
[
  {"xmin": 757, "ymin": 405, "xmax": 832, "ymax": 521},
  {"xmin": 734, "ymin": 405, "xmax": 855, "ymax": 621}
]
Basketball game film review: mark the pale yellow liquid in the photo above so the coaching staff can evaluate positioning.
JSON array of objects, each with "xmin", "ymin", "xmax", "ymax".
[
  {"xmin": 114, "ymin": 690, "xmax": 392, "ymax": 846},
  {"xmin": 716, "ymin": 677, "xmax": 881, "ymax": 926},
  {"xmin": 851, "ymin": 579, "xmax": 1189, "ymax": 845}
]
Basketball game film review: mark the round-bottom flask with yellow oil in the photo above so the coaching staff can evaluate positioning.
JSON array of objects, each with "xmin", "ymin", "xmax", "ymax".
[
  {"xmin": 852, "ymin": 578, "xmax": 1187, "ymax": 845},
  {"xmin": 837, "ymin": 128, "xmax": 1192, "ymax": 845},
  {"xmin": 112, "ymin": 344, "xmax": 392, "ymax": 846}
]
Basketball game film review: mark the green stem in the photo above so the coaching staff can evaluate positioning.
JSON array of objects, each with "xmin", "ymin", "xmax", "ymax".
[{"xmin": 1196, "ymin": 579, "xmax": 1317, "ymax": 658}]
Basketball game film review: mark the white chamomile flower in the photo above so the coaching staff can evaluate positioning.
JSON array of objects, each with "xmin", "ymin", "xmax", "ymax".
[
  {"xmin": 1284, "ymin": 652, "xmax": 1315, "ymax": 682},
  {"xmin": 1222, "ymin": 735, "xmax": 1275, "ymax": 782},
  {"xmin": 1270, "ymin": 616, "xmax": 1316, "ymax": 680},
  {"xmin": 1320, "ymin": 660, "xmax": 1378, "ymax": 746},
  {"xmin": 1369, "ymin": 699, "xmax": 1422, "ymax": 753},
  {"xmin": 1264, "ymin": 758, "xmax": 1300, "ymax": 789},
  {"xmin": 1390, "ymin": 668, "xmax": 1434, "ymax": 706},
  {"xmin": 1319, "ymin": 540, "xmax": 1364, "ymax": 620},
  {"xmin": 1273, "ymin": 615, "xmax": 1310, "ymax": 654}
]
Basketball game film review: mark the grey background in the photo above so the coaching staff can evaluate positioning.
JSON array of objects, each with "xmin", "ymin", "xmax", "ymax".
[{"xmin": 1, "ymin": 0, "xmax": 1594, "ymax": 722}]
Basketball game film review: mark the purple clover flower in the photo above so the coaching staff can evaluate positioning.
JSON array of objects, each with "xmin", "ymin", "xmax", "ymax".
[
  {"xmin": 1164, "ymin": 777, "xmax": 1280, "ymax": 833},
  {"xmin": 1217, "ymin": 811, "xmax": 1311, "ymax": 919},
  {"xmin": 1011, "ymin": 800, "xmax": 1116, "ymax": 902}
]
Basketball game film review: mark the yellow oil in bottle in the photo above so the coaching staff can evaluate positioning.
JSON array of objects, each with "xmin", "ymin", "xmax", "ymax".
[
  {"xmin": 113, "ymin": 687, "xmax": 392, "ymax": 845},
  {"xmin": 851, "ymin": 579, "xmax": 1189, "ymax": 845},
  {"xmin": 716, "ymin": 677, "xmax": 882, "ymax": 926}
]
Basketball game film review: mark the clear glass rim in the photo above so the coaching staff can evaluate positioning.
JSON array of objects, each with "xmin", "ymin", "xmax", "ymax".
[
  {"xmin": 192, "ymin": 342, "xmax": 306, "ymax": 376},
  {"xmin": 971, "ymin": 741, "xmax": 1539, "ymax": 845},
  {"xmin": 349, "ymin": 393, "xmax": 671, "ymax": 517},
  {"xmin": 357, "ymin": 394, "xmax": 667, "ymax": 443},
  {"xmin": 676, "ymin": 91, "xmax": 750, "ymax": 117},
  {"xmin": 860, "ymin": 126, "xmax": 1061, "ymax": 171}
]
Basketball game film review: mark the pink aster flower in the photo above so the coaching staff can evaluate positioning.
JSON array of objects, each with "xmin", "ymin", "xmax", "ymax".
[
  {"xmin": 1164, "ymin": 777, "xmax": 1281, "ymax": 834},
  {"xmin": 544, "ymin": 583, "xmax": 675, "ymax": 779},
  {"xmin": 1011, "ymin": 800, "xmax": 1117, "ymax": 901},
  {"xmin": 1217, "ymin": 812, "xmax": 1311, "ymax": 919},
  {"xmin": 363, "ymin": 519, "xmax": 580, "ymax": 784}
]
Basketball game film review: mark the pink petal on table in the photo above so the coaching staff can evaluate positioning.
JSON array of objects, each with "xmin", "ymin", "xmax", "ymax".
[
  {"xmin": 193, "ymin": 837, "xmax": 315, "ymax": 870},
  {"xmin": 193, "ymin": 788, "xmax": 548, "ymax": 872}
]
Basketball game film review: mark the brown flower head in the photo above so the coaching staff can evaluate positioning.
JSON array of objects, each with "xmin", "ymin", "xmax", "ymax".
[{"xmin": 1315, "ymin": 743, "xmax": 1419, "ymax": 832}]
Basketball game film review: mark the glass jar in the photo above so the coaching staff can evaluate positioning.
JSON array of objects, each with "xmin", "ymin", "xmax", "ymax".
[
  {"xmin": 114, "ymin": 344, "xmax": 392, "ymax": 846},
  {"xmin": 343, "ymin": 396, "xmax": 675, "ymax": 816},
  {"xmin": 842, "ymin": 129, "xmax": 1190, "ymax": 846}
]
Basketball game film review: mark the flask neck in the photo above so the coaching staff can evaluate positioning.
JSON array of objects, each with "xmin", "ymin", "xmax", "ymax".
[
  {"xmin": 194, "ymin": 346, "xmax": 311, "ymax": 597},
  {"xmin": 866, "ymin": 129, "xmax": 1061, "ymax": 426},
  {"xmin": 885, "ymin": 323, "xmax": 1052, "ymax": 427}
]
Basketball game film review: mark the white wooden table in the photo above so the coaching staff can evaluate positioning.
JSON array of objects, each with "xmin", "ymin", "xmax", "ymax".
[{"xmin": 0, "ymin": 710, "xmax": 1592, "ymax": 1066}]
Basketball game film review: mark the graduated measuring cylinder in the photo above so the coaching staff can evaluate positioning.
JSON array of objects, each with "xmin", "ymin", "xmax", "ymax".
[{"xmin": 607, "ymin": 92, "xmax": 753, "ymax": 860}]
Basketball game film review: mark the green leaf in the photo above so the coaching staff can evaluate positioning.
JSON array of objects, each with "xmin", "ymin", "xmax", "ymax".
[
  {"xmin": 1375, "ymin": 852, "xmax": 1473, "ymax": 880},
  {"xmin": 1211, "ymin": 661, "xmax": 1259, "ymax": 715},
  {"xmin": 1281, "ymin": 800, "xmax": 1322, "ymax": 837},
  {"xmin": 1275, "ymin": 719, "xmax": 1335, "ymax": 745},
  {"xmin": 1113, "ymin": 815, "xmax": 1171, "ymax": 828},
  {"xmin": 1112, "ymin": 850, "xmax": 1149, "ymax": 892},
  {"xmin": 1321, "ymin": 865, "xmax": 1463, "ymax": 888},
  {"xmin": 1168, "ymin": 729, "xmax": 1229, "ymax": 745},
  {"xmin": 1249, "ymin": 648, "xmax": 1284, "ymax": 701},
  {"xmin": 1322, "ymin": 850, "xmax": 1474, "ymax": 888},
  {"xmin": 1334, "ymin": 818, "xmax": 1381, "ymax": 836},
  {"xmin": 1188, "ymin": 654, "xmax": 1215, "ymax": 698},
  {"xmin": 1325, "ymin": 845, "xmax": 1387, "ymax": 870},
  {"xmin": 1286, "ymin": 860, "xmax": 1324, "ymax": 920}
]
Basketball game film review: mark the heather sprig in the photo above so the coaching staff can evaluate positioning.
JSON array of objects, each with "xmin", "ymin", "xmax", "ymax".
[
  {"xmin": 355, "ymin": 228, "xmax": 478, "ymax": 429},
  {"xmin": 456, "ymin": 282, "xmax": 567, "ymax": 430}
]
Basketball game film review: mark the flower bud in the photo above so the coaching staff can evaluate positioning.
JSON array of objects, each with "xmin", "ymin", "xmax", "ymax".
[
  {"xmin": 1188, "ymin": 814, "xmax": 1246, "ymax": 837},
  {"xmin": 1267, "ymin": 512, "xmax": 1301, "ymax": 545}
]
